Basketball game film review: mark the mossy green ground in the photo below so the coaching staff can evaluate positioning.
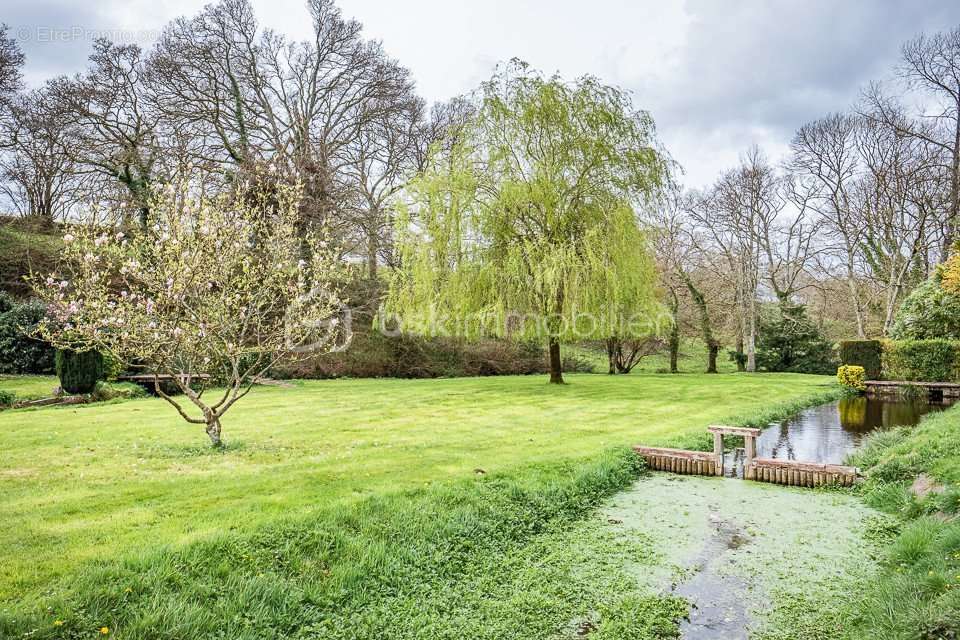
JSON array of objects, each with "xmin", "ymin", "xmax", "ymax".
[
  {"xmin": 601, "ymin": 474, "xmax": 882, "ymax": 639},
  {"xmin": 0, "ymin": 372, "xmax": 841, "ymax": 638}
]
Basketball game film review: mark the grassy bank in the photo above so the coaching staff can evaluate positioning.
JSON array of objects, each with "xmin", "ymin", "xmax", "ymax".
[
  {"xmin": 845, "ymin": 404, "xmax": 960, "ymax": 638},
  {"xmin": 0, "ymin": 372, "xmax": 836, "ymax": 637}
]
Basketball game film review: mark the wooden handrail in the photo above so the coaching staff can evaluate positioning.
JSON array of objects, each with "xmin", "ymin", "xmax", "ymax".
[{"xmin": 707, "ymin": 425, "xmax": 761, "ymax": 437}]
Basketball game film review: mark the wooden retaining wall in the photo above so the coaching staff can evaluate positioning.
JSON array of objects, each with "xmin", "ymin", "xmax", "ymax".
[
  {"xmin": 865, "ymin": 380, "xmax": 960, "ymax": 401},
  {"xmin": 633, "ymin": 446, "xmax": 719, "ymax": 476},
  {"xmin": 747, "ymin": 458, "xmax": 858, "ymax": 487}
]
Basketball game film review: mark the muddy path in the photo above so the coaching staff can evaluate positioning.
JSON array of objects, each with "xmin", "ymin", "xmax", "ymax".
[{"xmin": 598, "ymin": 473, "xmax": 882, "ymax": 639}]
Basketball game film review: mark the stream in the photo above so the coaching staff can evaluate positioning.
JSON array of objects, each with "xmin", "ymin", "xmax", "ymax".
[{"xmin": 723, "ymin": 395, "xmax": 950, "ymax": 477}]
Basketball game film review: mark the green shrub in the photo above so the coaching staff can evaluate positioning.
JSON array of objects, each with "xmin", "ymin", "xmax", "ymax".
[
  {"xmin": 882, "ymin": 339, "xmax": 960, "ymax": 382},
  {"xmin": 0, "ymin": 293, "xmax": 54, "ymax": 374},
  {"xmin": 91, "ymin": 381, "xmax": 148, "ymax": 402},
  {"xmin": 756, "ymin": 302, "xmax": 837, "ymax": 374},
  {"xmin": 891, "ymin": 278, "xmax": 960, "ymax": 340},
  {"xmin": 838, "ymin": 340, "xmax": 882, "ymax": 379},
  {"xmin": 0, "ymin": 389, "xmax": 14, "ymax": 407},
  {"xmin": 837, "ymin": 365, "xmax": 866, "ymax": 391},
  {"xmin": 55, "ymin": 349, "xmax": 105, "ymax": 394},
  {"xmin": 101, "ymin": 352, "xmax": 124, "ymax": 381}
]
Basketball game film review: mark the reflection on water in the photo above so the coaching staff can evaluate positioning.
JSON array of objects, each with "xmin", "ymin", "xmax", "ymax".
[{"xmin": 756, "ymin": 396, "xmax": 948, "ymax": 465}]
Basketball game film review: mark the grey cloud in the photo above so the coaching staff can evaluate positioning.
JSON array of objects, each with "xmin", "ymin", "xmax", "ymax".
[{"xmin": 640, "ymin": 0, "xmax": 960, "ymax": 183}]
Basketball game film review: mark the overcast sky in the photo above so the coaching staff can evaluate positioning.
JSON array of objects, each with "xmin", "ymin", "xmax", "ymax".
[{"xmin": 7, "ymin": 0, "xmax": 960, "ymax": 187}]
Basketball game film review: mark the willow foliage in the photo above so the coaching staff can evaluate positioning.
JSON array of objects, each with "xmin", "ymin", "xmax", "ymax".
[{"xmin": 387, "ymin": 62, "xmax": 672, "ymax": 343}]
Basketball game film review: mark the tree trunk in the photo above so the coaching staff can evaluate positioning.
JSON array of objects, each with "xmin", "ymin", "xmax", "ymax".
[
  {"xmin": 205, "ymin": 415, "xmax": 223, "ymax": 447},
  {"xmin": 669, "ymin": 326, "xmax": 680, "ymax": 374},
  {"xmin": 367, "ymin": 232, "xmax": 378, "ymax": 280},
  {"xmin": 681, "ymin": 273, "xmax": 719, "ymax": 376},
  {"xmin": 548, "ymin": 337, "xmax": 564, "ymax": 384},
  {"xmin": 667, "ymin": 289, "xmax": 680, "ymax": 374},
  {"xmin": 844, "ymin": 247, "xmax": 866, "ymax": 338},
  {"xmin": 736, "ymin": 336, "xmax": 746, "ymax": 372},
  {"xmin": 949, "ymin": 109, "xmax": 960, "ymax": 255},
  {"xmin": 606, "ymin": 338, "xmax": 617, "ymax": 375},
  {"xmin": 707, "ymin": 342, "xmax": 719, "ymax": 374}
]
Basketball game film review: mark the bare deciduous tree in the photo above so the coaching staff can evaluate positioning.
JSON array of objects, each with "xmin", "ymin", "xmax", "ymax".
[
  {"xmin": 0, "ymin": 89, "xmax": 85, "ymax": 220},
  {"xmin": 50, "ymin": 40, "xmax": 160, "ymax": 227},
  {"xmin": 789, "ymin": 113, "xmax": 867, "ymax": 336},
  {"xmin": 862, "ymin": 26, "xmax": 960, "ymax": 253},
  {"xmin": 0, "ymin": 23, "xmax": 23, "ymax": 107},
  {"xmin": 149, "ymin": 0, "xmax": 419, "ymax": 251}
]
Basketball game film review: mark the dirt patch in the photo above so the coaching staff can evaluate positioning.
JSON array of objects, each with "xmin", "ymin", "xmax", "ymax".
[{"xmin": 911, "ymin": 473, "xmax": 946, "ymax": 499}]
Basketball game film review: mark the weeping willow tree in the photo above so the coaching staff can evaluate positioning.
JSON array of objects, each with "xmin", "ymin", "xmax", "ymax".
[{"xmin": 386, "ymin": 62, "xmax": 672, "ymax": 383}]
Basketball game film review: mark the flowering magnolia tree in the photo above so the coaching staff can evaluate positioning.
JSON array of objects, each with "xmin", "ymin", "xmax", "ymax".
[{"xmin": 32, "ymin": 183, "xmax": 346, "ymax": 446}]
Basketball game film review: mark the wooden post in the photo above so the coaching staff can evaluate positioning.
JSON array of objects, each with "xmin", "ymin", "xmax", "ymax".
[
  {"xmin": 743, "ymin": 435, "xmax": 757, "ymax": 480},
  {"xmin": 713, "ymin": 432, "xmax": 724, "ymax": 476}
]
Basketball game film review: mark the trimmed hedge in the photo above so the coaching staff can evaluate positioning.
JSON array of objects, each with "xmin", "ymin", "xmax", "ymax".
[
  {"xmin": 881, "ymin": 339, "xmax": 960, "ymax": 383},
  {"xmin": 55, "ymin": 349, "xmax": 105, "ymax": 394},
  {"xmin": 0, "ymin": 293, "xmax": 55, "ymax": 374},
  {"xmin": 839, "ymin": 340, "xmax": 882, "ymax": 379}
]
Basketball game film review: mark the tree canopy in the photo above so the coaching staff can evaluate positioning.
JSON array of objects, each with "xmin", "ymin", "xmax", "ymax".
[
  {"xmin": 386, "ymin": 62, "xmax": 672, "ymax": 383},
  {"xmin": 31, "ymin": 182, "xmax": 345, "ymax": 445}
]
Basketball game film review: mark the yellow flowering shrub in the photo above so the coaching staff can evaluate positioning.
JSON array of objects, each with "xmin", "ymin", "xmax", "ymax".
[
  {"xmin": 942, "ymin": 252, "xmax": 960, "ymax": 296},
  {"xmin": 837, "ymin": 365, "xmax": 866, "ymax": 392}
]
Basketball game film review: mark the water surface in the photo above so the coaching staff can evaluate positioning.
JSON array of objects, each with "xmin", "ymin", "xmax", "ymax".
[{"xmin": 725, "ymin": 396, "xmax": 948, "ymax": 476}]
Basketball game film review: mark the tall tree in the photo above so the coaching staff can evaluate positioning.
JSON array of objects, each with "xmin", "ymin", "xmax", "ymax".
[
  {"xmin": 653, "ymin": 193, "xmax": 725, "ymax": 374},
  {"xmin": 50, "ymin": 40, "xmax": 160, "ymax": 228},
  {"xmin": 0, "ymin": 23, "xmax": 23, "ymax": 108},
  {"xmin": 387, "ymin": 63, "xmax": 671, "ymax": 384},
  {"xmin": 691, "ymin": 148, "xmax": 779, "ymax": 372},
  {"xmin": 863, "ymin": 26, "xmax": 960, "ymax": 253},
  {"xmin": 149, "ymin": 0, "xmax": 418, "ymax": 248},
  {"xmin": 789, "ymin": 114, "xmax": 867, "ymax": 336},
  {"xmin": 0, "ymin": 88, "xmax": 84, "ymax": 220}
]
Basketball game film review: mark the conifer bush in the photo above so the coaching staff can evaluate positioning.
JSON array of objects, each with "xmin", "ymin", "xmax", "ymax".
[{"xmin": 55, "ymin": 349, "xmax": 105, "ymax": 394}]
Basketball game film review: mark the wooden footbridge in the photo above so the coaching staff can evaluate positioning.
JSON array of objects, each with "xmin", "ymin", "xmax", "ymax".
[{"xmin": 634, "ymin": 425, "xmax": 859, "ymax": 488}]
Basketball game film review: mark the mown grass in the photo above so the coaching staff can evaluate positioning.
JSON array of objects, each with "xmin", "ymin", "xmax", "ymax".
[
  {"xmin": 0, "ymin": 372, "xmax": 835, "ymax": 637},
  {"xmin": 843, "ymin": 404, "xmax": 960, "ymax": 639},
  {"xmin": 0, "ymin": 374, "xmax": 58, "ymax": 401},
  {"xmin": 565, "ymin": 339, "xmax": 740, "ymax": 375}
]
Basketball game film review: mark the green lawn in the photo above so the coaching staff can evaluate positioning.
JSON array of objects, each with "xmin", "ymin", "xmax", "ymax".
[
  {"xmin": 0, "ymin": 372, "xmax": 833, "ymax": 608},
  {"xmin": 0, "ymin": 374, "xmax": 58, "ymax": 401},
  {"xmin": 566, "ymin": 338, "xmax": 740, "ymax": 374}
]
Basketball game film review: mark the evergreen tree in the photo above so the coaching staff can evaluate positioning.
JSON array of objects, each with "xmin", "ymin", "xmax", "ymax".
[{"xmin": 756, "ymin": 303, "xmax": 836, "ymax": 374}]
